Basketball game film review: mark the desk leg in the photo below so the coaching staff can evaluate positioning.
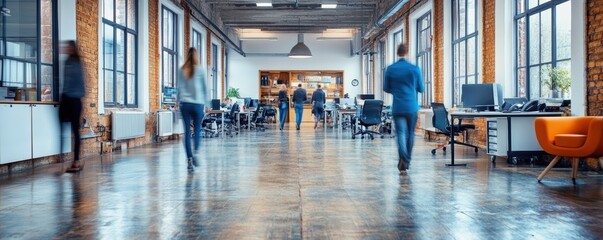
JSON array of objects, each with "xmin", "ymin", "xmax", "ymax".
[
  {"xmin": 248, "ymin": 113, "xmax": 251, "ymax": 130},
  {"xmin": 237, "ymin": 112, "xmax": 241, "ymax": 131},
  {"xmin": 221, "ymin": 113, "xmax": 225, "ymax": 137},
  {"xmin": 446, "ymin": 116, "xmax": 467, "ymax": 167}
]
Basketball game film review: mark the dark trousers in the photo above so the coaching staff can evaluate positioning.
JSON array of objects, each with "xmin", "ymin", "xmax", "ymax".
[
  {"xmin": 59, "ymin": 95, "xmax": 82, "ymax": 161},
  {"xmin": 181, "ymin": 102, "xmax": 204, "ymax": 159},
  {"xmin": 294, "ymin": 103, "xmax": 304, "ymax": 127},
  {"xmin": 393, "ymin": 113, "xmax": 418, "ymax": 166}
]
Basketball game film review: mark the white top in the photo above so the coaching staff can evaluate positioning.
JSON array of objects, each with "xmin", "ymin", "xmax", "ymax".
[{"xmin": 177, "ymin": 66, "xmax": 209, "ymax": 105}]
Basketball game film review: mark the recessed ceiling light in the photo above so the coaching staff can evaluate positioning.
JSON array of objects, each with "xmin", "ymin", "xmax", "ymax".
[
  {"xmin": 321, "ymin": 4, "xmax": 337, "ymax": 9},
  {"xmin": 256, "ymin": 2, "xmax": 272, "ymax": 7}
]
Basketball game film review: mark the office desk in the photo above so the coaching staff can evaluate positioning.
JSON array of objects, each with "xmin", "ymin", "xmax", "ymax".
[
  {"xmin": 324, "ymin": 108, "xmax": 336, "ymax": 130},
  {"xmin": 206, "ymin": 110, "xmax": 226, "ymax": 136},
  {"xmin": 448, "ymin": 111, "xmax": 563, "ymax": 166},
  {"xmin": 237, "ymin": 111, "xmax": 253, "ymax": 131},
  {"xmin": 338, "ymin": 109, "xmax": 357, "ymax": 131}
]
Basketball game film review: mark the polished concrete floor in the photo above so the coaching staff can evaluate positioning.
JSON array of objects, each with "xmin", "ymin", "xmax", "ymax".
[{"xmin": 1, "ymin": 124, "xmax": 602, "ymax": 239}]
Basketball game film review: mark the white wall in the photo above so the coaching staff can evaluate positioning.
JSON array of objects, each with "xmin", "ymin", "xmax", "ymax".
[
  {"xmin": 571, "ymin": 0, "xmax": 586, "ymax": 116},
  {"xmin": 229, "ymin": 33, "xmax": 362, "ymax": 99}
]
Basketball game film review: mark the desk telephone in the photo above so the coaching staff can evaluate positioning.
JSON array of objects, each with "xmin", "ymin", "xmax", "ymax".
[{"xmin": 506, "ymin": 100, "xmax": 543, "ymax": 112}]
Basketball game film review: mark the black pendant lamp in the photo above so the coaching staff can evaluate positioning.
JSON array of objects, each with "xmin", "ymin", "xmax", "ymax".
[{"xmin": 288, "ymin": 33, "xmax": 312, "ymax": 58}]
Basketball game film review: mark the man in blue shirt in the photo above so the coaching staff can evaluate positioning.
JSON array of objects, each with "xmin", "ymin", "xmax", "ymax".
[
  {"xmin": 384, "ymin": 43, "xmax": 425, "ymax": 173},
  {"xmin": 292, "ymin": 83, "xmax": 307, "ymax": 130}
]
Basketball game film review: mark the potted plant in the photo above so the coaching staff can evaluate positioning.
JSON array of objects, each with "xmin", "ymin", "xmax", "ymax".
[
  {"xmin": 226, "ymin": 87, "xmax": 240, "ymax": 100},
  {"xmin": 544, "ymin": 66, "xmax": 571, "ymax": 98}
]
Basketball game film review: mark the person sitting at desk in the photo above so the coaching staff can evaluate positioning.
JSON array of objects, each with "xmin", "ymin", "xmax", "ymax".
[
  {"xmin": 311, "ymin": 84, "xmax": 326, "ymax": 129},
  {"xmin": 384, "ymin": 43, "xmax": 425, "ymax": 173}
]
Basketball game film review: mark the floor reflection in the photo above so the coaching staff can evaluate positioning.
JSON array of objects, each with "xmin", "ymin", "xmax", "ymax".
[{"xmin": 0, "ymin": 125, "xmax": 602, "ymax": 239}]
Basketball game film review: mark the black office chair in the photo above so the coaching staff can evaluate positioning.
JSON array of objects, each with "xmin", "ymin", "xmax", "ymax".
[
  {"xmin": 216, "ymin": 103, "xmax": 239, "ymax": 137},
  {"xmin": 430, "ymin": 102, "xmax": 478, "ymax": 154},
  {"xmin": 352, "ymin": 100, "xmax": 384, "ymax": 140}
]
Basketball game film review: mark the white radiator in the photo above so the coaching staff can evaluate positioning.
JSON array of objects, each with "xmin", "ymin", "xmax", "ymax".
[
  {"xmin": 157, "ymin": 111, "xmax": 173, "ymax": 137},
  {"xmin": 112, "ymin": 112, "xmax": 146, "ymax": 140}
]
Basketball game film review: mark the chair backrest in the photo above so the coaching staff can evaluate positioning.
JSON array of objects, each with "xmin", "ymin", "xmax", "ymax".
[
  {"xmin": 361, "ymin": 100, "xmax": 384, "ymax": 125},
  {"xmin": 431, "ymin": 102, "xmax": 450, "ymax": 134},
  {"xmin": 229, "ymin": 103, "xmax": 239, "ymax": 120}
]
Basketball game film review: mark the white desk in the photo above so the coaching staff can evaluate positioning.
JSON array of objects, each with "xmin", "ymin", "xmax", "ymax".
[
  {"xmin": 448, "ymin": 111, "xmax": 563, "ymax": 166},
  {"xmin": 338, "ymin": 109, "xmax": 357, "ymax": 132}
]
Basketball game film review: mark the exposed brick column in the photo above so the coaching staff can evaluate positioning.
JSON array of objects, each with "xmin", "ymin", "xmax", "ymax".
[
  {"xmin": 206, "ymin": 28, "xmax": 212, "ymax": 67},
  {"xmin": 76, "ymin": 0, "xmax": 100, "ymax": 157},
  {"xmin": 221, "ymin": 43, "xmax": 225, "ymax": 96},
  {"xmin": 183, "ymin": 2, "xmax": 190, "ymax": 50},
  {"xmin": 432, "ymin": 0, "xmax": 444, "ymax": 103},
  {"xmin": 149, "ymin": 0, "xmax": 160, "ymax": 112},
  {"xmin": 587, "ymin": 0, "xmax": 603, "ymax": 117},
  {"xmin": 482, "ymin": 0, "xmax": 496, "ymax": 84}
]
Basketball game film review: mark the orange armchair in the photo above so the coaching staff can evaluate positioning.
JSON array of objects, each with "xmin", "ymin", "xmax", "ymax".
[{"xmin": 535, "ymin": 117, "xmax": 603, "ymax": 183}]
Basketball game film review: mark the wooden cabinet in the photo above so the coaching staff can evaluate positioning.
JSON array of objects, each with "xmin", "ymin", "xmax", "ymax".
[{"xmin": 259, "ymin": 70, "xmax": 344, "ymax": 123}]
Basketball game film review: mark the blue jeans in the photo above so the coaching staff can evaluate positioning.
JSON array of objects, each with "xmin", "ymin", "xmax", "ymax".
[
  {"xmin": 181, "ymin": 103, "xmax": 204, "ymax": 159},
  {"xmin": 394, "ymin": 113, "xmax": 418, "ymax": 166},
  {"xmin": 313, "ymin": 105, "xmax": 324, "ymax": 123},
  {"xmin": 279, "ymin": 102, "xmax": 288, "ymax": 129},
  {"xmin": 294, "ymin": 103, "xmax": 304, "ymax": 127}
]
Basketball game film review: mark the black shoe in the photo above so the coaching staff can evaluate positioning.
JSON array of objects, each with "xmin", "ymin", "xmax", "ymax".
[
  {"xmin": 192, "ymin": 157, "xmax": 199, "ymax": 167},
  {"xmin": 187, "ymin": 158, "xmax": 195, "ymax": 172},
  {"xmin": 296, "ymin": 126, "xmax": 300, "ymax": 131},
  {"xmin": 397, "ymin": 159, "xmax": 407, "ymax": 173}
]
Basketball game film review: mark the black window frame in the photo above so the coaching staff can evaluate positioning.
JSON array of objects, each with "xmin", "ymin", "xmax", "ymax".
[
  {"xmin": 102, "ymin": 0, "xmax": 138, "ymax": 108},
  {"xmin": 211, "ymin": 43, "xmax": 218, "ymax": 99},
  {"xmin": 379, "ymin": 39, "xmax": 386, "ymax": 100},
  {"xmin": 452, "ymin": 0, "xmax": 479, "ymax": 106},
  {"xmin": 0, "ymin": 0, "xmax": 59, "ymax": 102},
  {"xmin": 161, "ymin": 6, "xmax": 178, "ymax": 104},
  {"xmin": 416, "ymin": 11, "xmax": 432, "ymax": 108},
  {"xmin": 514, "ymin": 0, "xmax": 571, "ymax": 99},
  {"xmin": 392, "ymin": 29, "xmax": 404, "ymax": 62}
]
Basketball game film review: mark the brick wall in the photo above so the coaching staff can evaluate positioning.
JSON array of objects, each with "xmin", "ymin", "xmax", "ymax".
[
  {"xmin": 433, "ymin": 0, "xmax": 444, "ymax": 102},
  {"xmin": 183, "ymin": 1, "xmax": 191, "ymax": 51},
  {"xmin": 149, "ymin": 0, "xmax": 160, "ymax": 112},
  {"xmin": 586, "ymin": 0, "xmax": 603, "ymax": 170},
  {"xmin": 76, "ymin": 0, "xmax": 101, "ymax": 157},
  {"xmin": 482, "ymin": 0, "xmax": 496, "ymax": 84},
  {"xmin": 587, "ymin": 0, "xmax": 603, "ymax": 117}
]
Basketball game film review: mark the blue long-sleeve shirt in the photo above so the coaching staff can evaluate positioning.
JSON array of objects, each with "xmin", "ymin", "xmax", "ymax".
[
  {"xmin": 292, "ymin": 88, "xmax": 307, "ymax": 105},
  {"xmin": 384, "ymin": 59, "xmax": 424, "ymax": 114}
]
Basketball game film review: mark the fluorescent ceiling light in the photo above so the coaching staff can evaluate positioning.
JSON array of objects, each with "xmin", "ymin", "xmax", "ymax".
[
  {"xmin": 239, "ymin": 37, "xmax": 278, "ymax": 41},
  {"xmin": 321, "ymin": 4, "xmax": 337, "ymax": 9},
  {"xmin": 256, "ymin": 2, "xmax": 272, "ymax": 7}
]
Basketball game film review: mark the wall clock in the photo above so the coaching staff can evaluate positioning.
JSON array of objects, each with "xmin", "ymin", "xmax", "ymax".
[{"xmin": 351, "ymin": 79, "xmax": 359, "ymax": 86}]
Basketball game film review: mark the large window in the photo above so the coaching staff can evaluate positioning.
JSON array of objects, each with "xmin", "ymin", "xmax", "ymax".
[
  {"xmin": 515, "ymin": 0, "xmax": 571, "ymax": 99},
  {"xmin": 103, "ymin": 0, "xmax": 137, "ymax": 107},
  {"xmin": 0, "ymin": 0, "xmax": 57, "ymax": 102},
  {"xmin": 191, "ymin": 29, "xmax": 202, "ymax": 62},
  {"xmin": 379, "ymin": 40, "xmax": 386, "ymax": 100},
  {"xmin": 416, "ymin": 12, "xmax": 432, "ymax": 107},
  {"xmin": 452, "ymin": 0, "xmax": 478, "ymax": 106},
  {"xmin": 211, "ymin": 43, "xmax": 218, "ymax": 99},
  {"xmin": 162, "ymin": 6, "xmax": 178, "ymax": 105},
  {"xmin": 392, "ymin": 29, "xmax": 404, "ymax": 62}
]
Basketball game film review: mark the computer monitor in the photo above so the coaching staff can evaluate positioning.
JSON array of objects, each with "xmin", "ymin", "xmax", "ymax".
[
  {"xmin": 249, "ymin": 99, "xmax": 258, "ymax": 108},
  {"xmin": 211, "ymin": 99, "xmax": 221, "ymax": 110},
  {"xmin": 501, "ymin": 97, "xmax": 528, "ymax": 111},
  {"xmin": 461, "ymin": 83, "xmax": 503, "ymax": 111},
  {"xmin": 357, "ymin": 94, "xmax": 375, "ymax": 100},
  {"xmin": 243, "ymin": 97, "xmax": 251, "ymax": 108},
  {"xmin": 334, "ymin": 98, "xmax": 340, "ymax": 104}
]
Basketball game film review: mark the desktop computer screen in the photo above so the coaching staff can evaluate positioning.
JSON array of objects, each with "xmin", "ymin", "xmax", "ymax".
[
  {"xmin": 357, "ymin": 94, "xmax": 375, "ymax": 100},
  {"xmin": 211, "ymin": 99, "xmax": 221, "ymax": 110},
  {"xmin": 243, "ymin": 97, "xmax": 252, "ymax": 108},
  {"xmin": 461, "ymin": 83, "xmax": 502, "ymax": 111}
]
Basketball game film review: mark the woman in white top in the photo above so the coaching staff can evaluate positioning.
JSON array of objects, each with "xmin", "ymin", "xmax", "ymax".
[{"xmin": 178, "ymin": 47, "xmax": 209, "ymax": 172}]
